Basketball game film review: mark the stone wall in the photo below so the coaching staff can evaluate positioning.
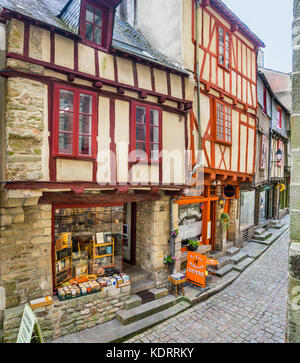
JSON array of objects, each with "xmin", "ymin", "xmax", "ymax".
[
  {"xmin": 0, "ymin": 190, "xmax": 52, "ymax": 309},
  {"xmin": 135, "ymin": 194, "xmax": 171, "ymax": 287},
  {"xmin": 3, "ymin": 286, "xmax": 131, "ymax": 343},
  {"xmin": 289, "ymin": 0, "xmax": 300, "ymax": 343}
]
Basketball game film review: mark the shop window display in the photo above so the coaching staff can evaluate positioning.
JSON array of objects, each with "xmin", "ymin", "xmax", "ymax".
[
  {"xmin": 240, "ymin": 191, "xmax": 255, "ymax": 230},
  {"xmin": 54, "ymin": 206, "xmax": 126, "ymax": 294},
  {"xmin": 178, "ymin": 204, "xmax": 203, "ymax": 248}
]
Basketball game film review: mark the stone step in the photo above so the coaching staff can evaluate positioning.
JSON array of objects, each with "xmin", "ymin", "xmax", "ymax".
[
  {"xmin": 253, "ymin": 228, "xmax": 265, "ymax": 235},
  {"xmin": 250, "ymin": 238, "xmax": 273, "ymax": 246},
  {"xmin": 116, "ymin": 295, "xmax": 177, "ymax": 325},
  {"xmin": 215, "ymin": 264, "xmax": 234, "ymax": 278},
  {"xmin": 270, "ymin": 221, "xmax": 285, "ymax": 230},
  {"xmin": 111, "ymin": 302, "xmax": 191, "ymax": 342},
  {"xmin": 232, "ymin": 257, "xmax": 255, "ymax": 273},
  {"xmin": 125, "ymin": 295, "xmax": 142, "ymax": 310},
  {"xmin": 226, "ymin": 241, "xmax": 235, "ymax": 250},
  {"xmin": 215, "ymin": 255, "xmax": 231, "ymax": 270},
  {"xmin": 148, "ymin": 288, "xmax": 169, "ymax": 300},
  {"xmin": 230, "ymin": 251, "xmax": 249, "ymax": 265},
  {"xmin": 129, "ymin": 271, "xmax": 151, "ymax": 284},
  {"xmin": 130, "ymin": 279, "xmax": 156, "ymax": 295},
  {"xmin": 252, "ymin": 230, "xmax": 272, "ymax": 241},
  {"xmin": 226, "ymin": 247, "xmax": 240, "ymax": 257}
]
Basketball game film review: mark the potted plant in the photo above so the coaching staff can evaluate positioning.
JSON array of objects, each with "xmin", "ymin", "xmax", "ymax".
[
  {"xmin": 220, "ymin": 213, "xmax": 230, "ymax": 231},
  {"xmin": 164, "ymin": 255, "xmax": 178, "ymax": 274},
  {"xmin": 188, "ymin": 239, "xmax": 200, "ymax": 251}
]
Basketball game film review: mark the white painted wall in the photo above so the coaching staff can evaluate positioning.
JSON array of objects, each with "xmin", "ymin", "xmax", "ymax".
[{"xmin": 135, "ymin": 0, "xmax": 183, "ymax": 65}]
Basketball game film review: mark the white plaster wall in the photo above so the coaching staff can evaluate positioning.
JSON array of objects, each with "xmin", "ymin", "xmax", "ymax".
[{"xmin": 136, "ymin": 0, "xmax": 183, "ymax": 65}]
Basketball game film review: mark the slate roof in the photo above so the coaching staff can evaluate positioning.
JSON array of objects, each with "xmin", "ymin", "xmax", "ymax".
[{"xmin": 0, "ymin": 0, "xmax": 186, "ymax": 73}]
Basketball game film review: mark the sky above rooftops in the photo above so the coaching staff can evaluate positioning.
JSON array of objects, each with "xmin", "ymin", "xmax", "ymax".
[{"xmin": 222, "ymin": 0, "xmax": 293, "ymax": 74}]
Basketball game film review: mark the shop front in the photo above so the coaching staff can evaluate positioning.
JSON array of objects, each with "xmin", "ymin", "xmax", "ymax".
[
  {"xmin": 175, "ymin": 186, "xmax": 219, "ymax": 271},
  {"xmin": 53, "ymin": 204, "xmax": 127, "ymax": 294}
]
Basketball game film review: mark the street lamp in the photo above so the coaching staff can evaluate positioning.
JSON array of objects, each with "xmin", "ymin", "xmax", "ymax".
[{"xmin": 273, "ymin": 149, "xmax": 283, "ymax": 163}]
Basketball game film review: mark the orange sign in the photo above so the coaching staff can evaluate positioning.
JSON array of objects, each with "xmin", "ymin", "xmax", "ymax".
[{"xmin": 186, "ymin": 252, "xmax": 207, "ymax": 288}]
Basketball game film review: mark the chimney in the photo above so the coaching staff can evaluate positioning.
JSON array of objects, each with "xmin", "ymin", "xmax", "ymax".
[{"xmin": 257, "ymin": 49, "xmax": 264, "ymax": 68}]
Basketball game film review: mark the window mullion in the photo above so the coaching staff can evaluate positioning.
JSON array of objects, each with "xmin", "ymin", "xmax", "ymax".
[
  {"xmin": 146, "ymin": 107, "xmax": 150, "ymax": 161},
  {"xmin": 73, "ymin": 90, "xmax": 79, "ymax": 157}
]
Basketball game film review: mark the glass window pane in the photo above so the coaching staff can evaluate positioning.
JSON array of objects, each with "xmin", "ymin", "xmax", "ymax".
[
  {"xmin": 136, "ymin": 124, "xmax": 146, "ymax": 142},
  {"xmin": 79, "ymin": 135, "xmax": 91, "ymax": 155},
  {"xmin": 59, "ymin": 133, "xmax": 73, "ymax": 154},
  {"xmin": 240, "ymin": 191, "xmax": 255, "ymax": 230},
  {"xmin": 150, "ymin": 109, "xmax": 159, "ymax": 126},
  {"xmin": 79, "ymin": 114, "xmax": 92, "ymax": 134},
  {"xmin": 136, "ymin": 142, "xmax": 146, "ymax": 159},
  {"xmin": 59, "ymin": 111, "xmax": 73, "ymax": 132},
  {"xmin": 86, "ymin": 3, "xmax": 94, "ymax": 23},
  {"xmin": 136, "ymin": 107, "xmax": 146, "ymax": 124},
  {"xmin": 95, "ymin": 8, "xmax": 102, "ymax": 26},
  {"xmin": 178, "ymin": 204, "xmax": 203, "ymax": 244},
  {"xmin": 94, "ymin": 27, "xmax": 102, "ymax": 45},
  {"xmin": 150, "ymin": 126, "xmax": 159, "ymax": 143},
  {"xmin": 80, "ymin": 94, "xmax": 92, "ymax": 114},
  {"xmin": 150, "ymin": 144, "xmax": 159, "ymax": 161},
  {"xmin": 54, "ymin": 206, "xmax": 123, "ymax": 288},
  {"xmin": 60, "ymin": 90, "xmax": 73, "ymax": 111},
  {"xmin": 85, "ymin": 22, "xmax": 93, "ymax": 42}
]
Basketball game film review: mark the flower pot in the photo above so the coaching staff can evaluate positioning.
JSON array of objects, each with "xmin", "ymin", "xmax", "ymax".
[{"xmin": 188, "ymin": 245, "xmax": 199, "ymax": 252}]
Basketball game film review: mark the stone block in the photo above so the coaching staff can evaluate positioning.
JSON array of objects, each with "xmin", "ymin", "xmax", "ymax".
[{"xmin": 124, "ymin": 295, "xmax": 142, "ymax": 310}]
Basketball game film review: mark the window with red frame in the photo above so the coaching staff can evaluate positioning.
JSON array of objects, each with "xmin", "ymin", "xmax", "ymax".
[
  {"xmin": 131, "ymin": 103, "xmax": 161, "ymax": 162},
  {"xmin": 216, "ymin": 101, "xmax": 232, "ymax": 143},
  {"xmin": 84, "ymin": 1, "xmax": 106, "ymax": 46},
  {"xmin": 218, "ymin": 26, "xmax": 230, "ymax": 69},
  {"xmin": 53, "ymin": 84, "xmax": 97, "ymax": 158},
  {"xmin": 277, "ymin": 107, "xmax": 282, "ymax": 129}
]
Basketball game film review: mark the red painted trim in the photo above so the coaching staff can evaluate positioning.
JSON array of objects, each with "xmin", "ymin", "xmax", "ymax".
[
  {"xmin": 74, "ymin": 41, "xmax": 79, "ymax": 72},
  {"xmin": 130, "ymin": 100, "xmax": 162, "ymax": 164},
  {"xmin": 132, "ymin": 61, "xmax": 138, "ymax": 88},
  {"xmin": 6, "ymin": 53, "xmax": 190, "ymax": 108},
  {"xmin": 167, "ymin": 71, "xmax": 171, "ymax": 97},
  {"xmin": 113, "ymin": 55, "xmax": 118, "ymax": 82},
  {"xmin": 150, "ymin": 67, "xmax": 156, "ymax": 92},
  {"xmin": 52, "ymin": 83, "xmax": 98, "ymax": 162},
  {"xmin": 23, "ymin": 22, "xmax": 29, "ymax": 57}
]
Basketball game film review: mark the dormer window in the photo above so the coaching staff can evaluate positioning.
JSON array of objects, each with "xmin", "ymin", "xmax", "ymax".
[{"xmin": 84, "ymin": 1, "xmax": 106, "ymax": 46}]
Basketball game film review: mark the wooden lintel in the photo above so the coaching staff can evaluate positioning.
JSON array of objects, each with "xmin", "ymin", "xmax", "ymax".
[{"xmin": 39, "ymin": 191, "xmax": 161, "ymax": 205}]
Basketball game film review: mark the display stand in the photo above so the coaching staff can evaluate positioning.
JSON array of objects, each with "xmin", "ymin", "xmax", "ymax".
[
  {"xmin": 55, "ymin": 243, "xmax": 72, "ymax": 286},
  {"xmin": 90, "ymin": 237, "xmax": 115, "ymax": 268}
]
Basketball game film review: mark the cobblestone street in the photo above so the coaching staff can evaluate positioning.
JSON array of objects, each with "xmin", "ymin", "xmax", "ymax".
[{"xmin": 126, "ymin": 228, "xmax": 290, "ymax": 343}]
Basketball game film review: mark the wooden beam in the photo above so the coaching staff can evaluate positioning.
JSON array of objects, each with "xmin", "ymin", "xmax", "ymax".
[{"xmin": 39, "ymin": 191, "xmax": 161, "ymax": 205}]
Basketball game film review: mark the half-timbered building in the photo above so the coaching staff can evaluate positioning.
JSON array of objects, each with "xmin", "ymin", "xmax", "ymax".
[
  {"xmin": 119, "ymin": 0, "xmax": 265, "ymax": 268},
  {"xmin": 0, "ymin": 0, "xmax": 194, "ymax": 341}
]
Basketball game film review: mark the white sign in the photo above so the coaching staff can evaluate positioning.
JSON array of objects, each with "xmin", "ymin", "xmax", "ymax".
[{"xmin": 17, "ymin": 304, "xmax": 43, "ymax": 343}]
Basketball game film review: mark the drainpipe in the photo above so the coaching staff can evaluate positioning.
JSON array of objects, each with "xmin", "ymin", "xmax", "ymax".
[
  {"xmin": 195, "ymin": 0, "xmax": 202, "ymax": 160},
  {"xmin": 169, "ymin": 195, "xmax": 180, "ymax": 274}
]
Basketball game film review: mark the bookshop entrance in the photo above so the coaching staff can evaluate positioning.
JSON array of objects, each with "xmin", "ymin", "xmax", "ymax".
[{"xmin": 52, "ymin": 202, "xmax": 141, "ymax": 291}]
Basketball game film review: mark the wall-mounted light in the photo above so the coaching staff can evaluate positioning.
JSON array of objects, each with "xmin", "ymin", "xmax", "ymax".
[{"xmin": 272, "ymin": 149, "xmax": 283, "ymax": 163}]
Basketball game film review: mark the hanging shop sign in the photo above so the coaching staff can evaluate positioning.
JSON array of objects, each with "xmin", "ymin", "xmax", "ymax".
[
  {"xmin": 186, "ymin": 252, "xmax": 207, "ymax": 288},
  {"xmin": 16, "ymin": 303, "xmax": 44, "ymax": 343},
  {"xmin": 224, "ymin": 185, "xmax": 236, "ymax": 198}
]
